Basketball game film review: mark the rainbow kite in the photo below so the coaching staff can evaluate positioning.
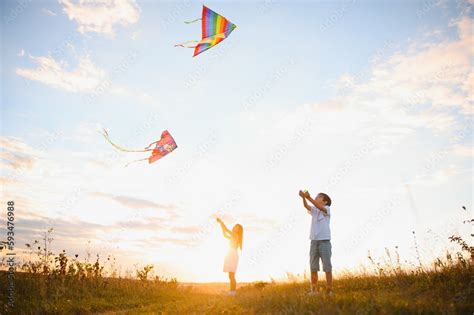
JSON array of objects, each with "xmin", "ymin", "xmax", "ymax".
[
  {"xmin": 101, "ymin": 129, "xmax": 178, "ymax": 167},
  {"xmin": 175, "ymin": 5, "xmax": 236, "ymax": 57}
]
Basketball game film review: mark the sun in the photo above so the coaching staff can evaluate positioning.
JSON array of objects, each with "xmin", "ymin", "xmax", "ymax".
[{"xmin": 189, "ymin": 230, "xmax": 229, "ymax": 282}]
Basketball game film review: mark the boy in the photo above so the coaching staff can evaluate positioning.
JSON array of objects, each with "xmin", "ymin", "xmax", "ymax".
[{"xmin": 299, "ymin": 190, "xmax": 333, "ymax": 296}]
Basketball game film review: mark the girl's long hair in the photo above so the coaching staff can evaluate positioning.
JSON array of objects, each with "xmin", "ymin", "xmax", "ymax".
[{"xmin": 232, "ymin": 224, "xmax": 244, "ymax": 250}]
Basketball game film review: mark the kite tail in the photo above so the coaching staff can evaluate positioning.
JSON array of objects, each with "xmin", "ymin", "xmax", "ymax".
[
  {"xmin": 174, "ymin": 40, "xmax": 199, "ymax": 48},
  {"xmin": 175, "ymin": 34, "xmax": 226, "ymax": 49},
  {"xmin": 184, "ymin": 18, "xmax": 201, "ymax": 24},
  {"xmin": 124, "ymin": 157, "xmax": 149, "ymax": 168},
  {"xmin": 100, "ymin": 129, "xmax": 152, "ymax": 153}
]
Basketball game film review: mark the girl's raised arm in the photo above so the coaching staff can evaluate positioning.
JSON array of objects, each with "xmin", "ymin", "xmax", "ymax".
[{"xmin": 216, "ymin": 218, "xmax": 232, "ymax": 239}]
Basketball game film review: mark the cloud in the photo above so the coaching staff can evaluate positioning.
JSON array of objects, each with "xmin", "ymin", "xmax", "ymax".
[
  {"xmin": 136, "ymin": 236, "xmax": 196, "ymax": 247},
  {"xmin": 317, "ymin": 14, "xmax": 474, "ymax": 145},
  {"xmin": 17, "ymin": 49, "xmax": 25, "ymax": 57},
  {"xmin": 411, "ymin": 164, "xmax": 471, "ymax": 186},
  {"xmin": 91, "ymin": 192, "xmax": 176, "ymax": 211},
  {"xmin": 15, "ymin": 215, "xmax": 104, "ymax": 240},
  {"xmin": 238, "ymin": 214, "xmax": 279, "ymax": 232},
  {"xmin": 7, "ymin": 209, "xmax": 108, "ymax": 253},
  {"xmin": 363, "ymin": 16, "xmax": 473, "ymax": 115},
  {"xmin": 0, "ymin": 177, "xmax": 19, "ymax": 185},
  {"xmin": 4, "ymin": 194, "xmax": 179, "ymax": 253},
  {"xmin": 138, "ymin": 92, "xmax": 153, "ymax": 103},
  {"xmin": 0, "ymin": 137, "xmax": 36, "ymax": 154},
  {"xmin": 451, "ymin": 144, "xmax": 473, "ymax": 157},
  {"xmin": 130, "ymin": 30, "xmax": 140, "ymax": 40},
  {"xmin": 112, "ymin": 218, "xmax": 166, "ymax": 230},
  {"xmin": 16, "ymin": 54, "xmax": 106, "ymax": 92},
  {"xmin": 0, "ymin": 137, "xmax": 37, "ymax": 170},
  {"xmin": 59, "ymin": 0, "xmax": 140, "ymax": 37},
  {"xmin": 16, "ymin": 48, "xmax": 152, "ymax": 100},
  {"xmin": 0, "ymin": 151, "xmax": 36, "ymax": 170},
  {"xmin": 171, "ymin": 225, "xmax": 202, "ymax": 234},
  {"xmin": 312, "ymin": 98, "xmax": 347, "ymax": 113}
]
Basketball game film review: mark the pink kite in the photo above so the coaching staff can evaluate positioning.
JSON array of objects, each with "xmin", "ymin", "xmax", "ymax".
[{"xmin": 101, "ymin": 129, "xmax": 178, "ymax": 166}]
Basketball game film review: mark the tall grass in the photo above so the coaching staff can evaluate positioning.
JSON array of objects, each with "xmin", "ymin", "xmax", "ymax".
[
  {"xmin": 0, "ymin": 228, "xmax": 178, "ymax": 314},
  {"xmin": 0, "ymin": 211, "xmax": 472, "ymax": 314}
]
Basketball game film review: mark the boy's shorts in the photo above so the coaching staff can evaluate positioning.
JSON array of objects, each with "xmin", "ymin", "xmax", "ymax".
[{"xmin": 309, "ymin": 240, "xmax": 332, "ymax": 272}]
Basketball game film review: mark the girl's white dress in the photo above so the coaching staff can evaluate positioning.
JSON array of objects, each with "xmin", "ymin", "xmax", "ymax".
[{"xmin": 223, "ymin": 247, "xmax": 239, "ymax": 273}]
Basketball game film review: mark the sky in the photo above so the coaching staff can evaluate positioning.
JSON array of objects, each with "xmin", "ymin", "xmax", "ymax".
[{"xmin": 0, "ymin": 0, "xmax": 472, "ymax": 282}]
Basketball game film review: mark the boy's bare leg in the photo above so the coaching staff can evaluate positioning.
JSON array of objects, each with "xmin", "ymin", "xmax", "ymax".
[
  {"xmin": 311, "ymin": 272, "xmax": 318, "ymax": 292},
  {"xmin": 325, "ymin": 272, "xmax": 332, "ymax": 292}
]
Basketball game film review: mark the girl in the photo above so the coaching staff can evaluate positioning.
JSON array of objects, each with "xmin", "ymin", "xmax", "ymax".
[{"xmin": 216, "ymin": 218, "xmax": 243, "ymax": 296}]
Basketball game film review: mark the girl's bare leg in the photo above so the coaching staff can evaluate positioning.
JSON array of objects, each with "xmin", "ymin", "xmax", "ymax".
[{"xmin": 228, "ymin": 272, "xmax": 236, "ymax": 291}]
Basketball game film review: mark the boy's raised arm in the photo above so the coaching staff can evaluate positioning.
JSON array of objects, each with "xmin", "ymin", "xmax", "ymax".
[
  {"xmin": 299, "ymin": 190, "xmax": 312, "ymax": 213},
  {"xmin": 305, "ymin": 194, "xmax": 328, "ymax": 215}
]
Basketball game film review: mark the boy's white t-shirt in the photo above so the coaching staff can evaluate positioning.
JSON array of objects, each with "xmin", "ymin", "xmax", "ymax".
[{"xmin": 309, "ymin": 205, "xmax": 331, "ymax": 240}]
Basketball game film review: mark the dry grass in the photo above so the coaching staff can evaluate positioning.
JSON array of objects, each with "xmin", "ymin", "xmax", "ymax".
[{"xmin": 1, "ymin": 220, "xmax": 472, "ymax": 314}]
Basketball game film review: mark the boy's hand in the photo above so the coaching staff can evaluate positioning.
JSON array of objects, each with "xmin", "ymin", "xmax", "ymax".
[
  {"xmin": 216, "ymin": 218, "xmax": 222, "ymax": 224},
  {"xmin": 299, "ymin": 190, "xmax": 305, "ymax": 198},
  {"xmin": 304, "ymin": 190, "xmax": 310, "ymax": 198}
]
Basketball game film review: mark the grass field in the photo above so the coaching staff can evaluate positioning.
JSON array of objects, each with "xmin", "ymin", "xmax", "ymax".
[
  {"xmin": 1, "ymin": 226, "xmax": 472, "ymax": 314},
  {"xmin": 1, "ymin": 257, "xmax": 472, "ymax": 314}
]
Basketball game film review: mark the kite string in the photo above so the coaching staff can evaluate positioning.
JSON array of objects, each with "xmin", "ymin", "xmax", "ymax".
[{"xmin": 124, "ymin": 157, "xmax": 149, "ymax": 168}]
